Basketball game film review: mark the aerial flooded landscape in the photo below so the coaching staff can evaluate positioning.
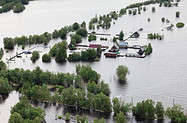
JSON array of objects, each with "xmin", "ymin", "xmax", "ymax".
[{"xmin": 0, "ymin": 0, "xmax": 187, "ymax": 123}]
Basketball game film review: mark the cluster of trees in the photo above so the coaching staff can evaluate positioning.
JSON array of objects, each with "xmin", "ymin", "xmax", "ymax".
[
  {"xmin": 68, "ymin": 34, "xmax": 82, "ymax": 50},
  {"xmin": 54, "ymin": 86, "xmax": 112, "ymax": 113},
  {"xmin": 3, "ymin": 25, "xmax": 71, "ymax": 50},
  {"xmin": 3, "ymin": 32, "xmax": 52, "ymax": 49},
  {"xmin": 52, "ymin": 26, "xmax": 70, "ymax": 39},
  {"xmin": 0, "ymin": 61, "xmax": 6, "ymax": 70},
  {"xmin": 13, "ymin": 3, "xmax": 25, "ymax": 13},
  {"xmin": 133, "ymin": 99, "xmax": 164, "ymax": 119},
  {"xmin": 116, "ymin": 65, "xmax": 129, "ymax": 82},
  {"xmin": 88, "ymin": 34, "xmax": 97, "ymax": 41},
  {"xmin": 132, "ymin": 99, "xmax": 187, "ymax": 123},
  {"xmin": 20, "ymin": 84, "xmax": 51, "ymax": 103},
  {"xmin": 119, "ymin": 31, "xmax": 124, "ymax": 41},
  {"xmin": 0, "ymin": 67, "xmax": 72, "ymax": 86},
  {"xmin": 166, "ymin": 104, "xmax": 187, "ymax": 123},
  {"xmin": 68, "ymin": 52, "xmax": 81, "ymax": 62},
  {"xmin": 145, "ymin": 43, "xmax": 153, "ymax": 56},
  {"xmin": 71, "ymin": 34, "xmax": 82, "ymax": 44},
  {"xmin": 0, "ymin": 64, "xmax": 102, "ymax": 91},
  {"xmin": 88, "ymin": 0, "xmax": 178, "ymax": 30},
  {"xmin": 76, "ymin": 65, "xmax": 100, "ymax": 83},
  {"xmin": 67, "ymin": 26, "xmax": 87, "ymax": 50},
  {"xmin": 147, "ymin": 33, "xmax": 164, "ymax": 40},
  {"xmin": 3, "ymin": 21, "xmax": 87, "ymax": 50},
  {"xmin": 31, "ymin": 51, "xmax": 40, "ymax": 63},
  {"xmin": 112, "ymin": 97, "xmax": 132, "ymax": 116},
  {"xmin": 68, "ymin": 48, "xmax": 101, "ymax": 62},
  {"xmin": 161, "ymin": 17, "xmax": 170, "ymax": 23},
  {"xmin": 76, "ymin": 28, "xmax": 88, "ymax": 37},
  {"xmin": 49, "ymin": 41, "xmax": 67, "ymax": 63},
  {"xmin": 0, "ymin": 77, "xmax": 12, "ymax": 96},
  {"xmin": 3, "ymin": 38, "xmax": 14, "ymax": 50},
  {"xmin": 12, "ymin": 64, "xmax": 111, "ymax": 113},
  {"xmin": 9, "ymin": 96, "xmax": 45, "ymax": 123},
  {"xmin": 128, "ymin": 7, "xmax": 143, "ymax": 15},
  {"xmin": 2, "ymin": 64, "xmax": 110, "ymax": 113},
  {"xmin": 87, "ymin": 81, "xmax": 110, "ymax": 96},
  {"xmin": 0, "ymin": 0, "xmax": 29, "ymax": 14},
  {"xmin": 0, "ymin": 62, "xmax": 185, "ymax": 122},
  {"xmin": 115, "ymin": 112, "xmax": 127, "ymax": 123}
]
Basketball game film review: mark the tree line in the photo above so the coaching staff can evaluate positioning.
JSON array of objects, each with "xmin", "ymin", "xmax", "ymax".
[
  {"xmin": 0, "ymin": 0, "xmax": 31, "ymax": 14},
  {"xmin": 3, "ymin": 23, "xmax": 88, "ymax": 50},
  {"xmin": 88, "ymin": 0, "xmax": 179, "ymax": 31},
  {"xmin": 0, "ymin": 63, "xmax": 186, "ymax": 123}
]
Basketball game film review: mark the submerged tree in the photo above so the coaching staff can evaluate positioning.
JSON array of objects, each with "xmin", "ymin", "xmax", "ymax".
[
  {"xmin": 145, "ymin": 43, "xmax": 153, "ymax": 56},
  {"xmin": 115, "ymin": 112, "xmax": 127, "ymax": 123},
  {"xmin": 31, "ymin": 51, "xmax": 40, "ymax": 63},
  {"xmin": 119, "ymin": 31, "xmax": 124, "ymax": 41},
  {"xmin": 155, "ymin": 102, "xmax": 165, "ymax": 119},
  {"xmin": 9, "ymin": 96, "xmax": 45, "ymax": 123},
  {"xmin": 3, "ymin": 38, "xmax": 14, "ymax": 50},
  {"xmin": 0, "ymin": 77, "xmax": 12, "ymax": 96},
  {"xmin": 166, "ymin": 104, "xmax": 187, "ymax": 123},
  {"xmin": 42, "ymin": 53, "xmax": 51, "ymax": 63},
  {"xmin": 116, "ymin": 65, "xmax": 129, "ymax": 82}
]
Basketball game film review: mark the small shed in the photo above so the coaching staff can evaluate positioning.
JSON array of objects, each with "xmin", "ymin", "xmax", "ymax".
[
  {"xmin": 131, "ymin": 32, "xmax": 140, "ymax": 38},
  {"xmin": 89, "ymin": 44, "xmax": 101, "ymax": 48}
]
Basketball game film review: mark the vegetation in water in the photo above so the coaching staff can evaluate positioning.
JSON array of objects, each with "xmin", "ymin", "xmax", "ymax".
[
  {"xmin": 0, "ymin": 0, "xmax": 30, "ymax": 14},
  {"xmin": 0, "ymin": 61, "xmax": 6, "ymax": 70},
  {"xmin": 112, "ymin": 97, "xmax": 132, "ymax": 116},
  {"xmin": 145, "ymin": 43, "xmax": 153, "ymax": 56},
  {"xmin": 3, "ymin": 38, "xmax": 14, "ymax": 50},
  {"xmin": 176, "ymin": 22, "xmax": 185, "ymax": 28},
  {"xmin": 176, "ymin": 11, "xmax": 180, "ymax": 18},
  {"xmin": 42, "ymin": 53, "xmax": 51, "ymax": 63},
  {"xmin": 87, "ymin": 81, "xmax": 110, "ymax": 96},
  {"xmin": 49, "ymin": 41, "xmax": 67, "ymax": 63},
  {"xmin": 119, "ymin": 31, "xmax": 124, "ymax": 41},
  {"xmin": 9, "ymin": 96, "xmax": 45, "ymax": 123},
  {"xmin": 31, "ymin": 51, "xmax": 40, "ymax": 63},
  {"xmin": 13, "ymin": 3, "xmax": 25, "ymax": 13},
  {"xmin": 68, "ymin": 47, "xmax": 102, "ymax": 62},
  {"xmin": 166, "ymin": 104, "xmax": 187, "ymax": 123},
  {"xmin": 0, "ymin": 48, "xmax": 4, "ymax": 60},
  {"xmin": 0, "ymin": 77, "xmax": 12, "ymax": 96},
  {"xmin": 132, "ymin": 99, "xmax": 168, "ymax": 120},
  {"xmin": 148, "ymin": 33, "xmax": 164, "ymax": 40},
  {"xmin": 76, "ymin": 64, "xmax": 100, "ymax": 83},
  {"xmin": 115, "ymin": 112, "xmax": 127, "ymax": 123},
  {"xmin": 0, "ymin": 64, "xmax": 185, "ymax": 122},
  {"xmin": 116, "ymin": 65, "xmax": 129, "ymax": 82},
  {"xmin": 88, "ymin": 34, "xmax": 97, "ymax": 41}
]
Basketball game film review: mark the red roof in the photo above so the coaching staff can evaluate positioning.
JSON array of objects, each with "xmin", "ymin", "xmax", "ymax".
[{"xmin": 89, "ymin": 44, "xmax": 101, "ymax": 48}]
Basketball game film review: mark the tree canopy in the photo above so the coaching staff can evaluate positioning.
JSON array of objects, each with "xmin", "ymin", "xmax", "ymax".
[{"xmin": 116, "ymin": 65, "xmax": 129, "ymax": 82}]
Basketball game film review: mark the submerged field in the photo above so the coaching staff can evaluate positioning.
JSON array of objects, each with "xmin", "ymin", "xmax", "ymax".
[{"xmin": 0, "ymin": 0, "xmax": 187, "ymax": 122}]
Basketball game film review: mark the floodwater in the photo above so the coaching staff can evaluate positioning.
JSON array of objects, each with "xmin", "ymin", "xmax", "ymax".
[{"xmin": 0, "ymin": 0, "xmax": 187, "ymax": 122}]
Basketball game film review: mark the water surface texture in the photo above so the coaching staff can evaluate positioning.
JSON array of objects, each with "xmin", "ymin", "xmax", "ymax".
[{"xmin": 0, "ymin": 0, "xmax": 187, "ymax": 122}]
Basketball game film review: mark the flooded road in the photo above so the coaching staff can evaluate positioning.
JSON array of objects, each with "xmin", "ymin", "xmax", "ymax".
[{"xmin": 0, "ymin": 0, "xmax": 187, "ymax": 122}]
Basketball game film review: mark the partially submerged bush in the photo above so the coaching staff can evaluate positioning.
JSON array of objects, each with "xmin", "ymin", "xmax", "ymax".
[
  {"xmin": 176, "ymin": 22, "xmax": 185, "ymax": 28},
  {"xmin": 116, "ymin": 65, "xmax": 129, "ymax": 82}
]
